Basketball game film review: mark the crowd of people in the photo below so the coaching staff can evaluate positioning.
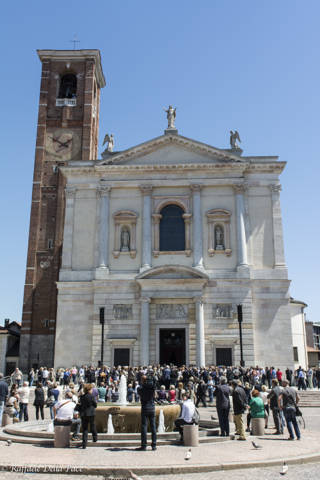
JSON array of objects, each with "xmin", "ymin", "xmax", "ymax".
[{"xmin": 0, "ymin": 363, "xmax": 318, "ymax": 449}]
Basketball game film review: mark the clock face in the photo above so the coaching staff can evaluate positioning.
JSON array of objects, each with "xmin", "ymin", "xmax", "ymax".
[{"xmin": 45, "ymin": 129, "xmax": 81, "ymax": 161}]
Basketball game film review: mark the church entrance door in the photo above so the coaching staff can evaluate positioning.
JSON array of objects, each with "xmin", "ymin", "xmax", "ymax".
[
  {"xmin": 159, "ymin": 329, "xmax": 186, "ymax": 366},
  {"xmin": 216, "ymin": 348, "xmax": 232, "ymax": 366}
]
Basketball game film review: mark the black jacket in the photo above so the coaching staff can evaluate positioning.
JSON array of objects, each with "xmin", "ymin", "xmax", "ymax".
[
  {"xmin": 78, "ymin": 393, "xmax": 97, "ymax": 417},
  {"xmin": 0, "ymin": 380, "xmax": 8, "ymax": 402},
  {"xmin": 268, "ymin": 385, "xmax": 282, "ymax": 409},
  {"xmin": 138, "ymin": 378, "xmax": 156, "ymax": 412},
  {"xmin": 214, "ymin": 384, "xmax": 231, "ymax": 410},
  {"xmin": 33, "ymin": 387, "xmax": 45, "ymax": 406},
  {"xmin": 232, "ymin": 386, "xmax": 247, "ymax": 415}
]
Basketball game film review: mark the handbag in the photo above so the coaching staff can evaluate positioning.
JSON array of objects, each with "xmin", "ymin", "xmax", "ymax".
[
  {"xmin": 295, "ymin": 405, "xmax": 302, "ymax": 417},
  {"xmin": 192, "ymin": 407, "xmax": 200, "ymax": 424},
  {"xmin": 46, "ymin": 395, "xmax": 55, "ymax": 407}
]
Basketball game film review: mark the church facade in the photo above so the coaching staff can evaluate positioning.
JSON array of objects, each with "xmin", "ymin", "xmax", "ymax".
[{"xmin": 20, "ymin": 49, "xmax": 294, "ymax": 370}]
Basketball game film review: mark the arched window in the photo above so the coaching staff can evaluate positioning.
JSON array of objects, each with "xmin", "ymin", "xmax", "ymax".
[
  {"xmin": 160, "ymin": 205, "xmax": 185, "ymax": 251},
  {"xmin": 58, "ymin": 74, "xmax": 77, "ymax": 98}
]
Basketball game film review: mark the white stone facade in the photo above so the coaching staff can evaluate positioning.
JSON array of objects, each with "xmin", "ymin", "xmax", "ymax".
[{"xmin": 54, "ymin": 133, "xmax": 294, "ymax": 369}]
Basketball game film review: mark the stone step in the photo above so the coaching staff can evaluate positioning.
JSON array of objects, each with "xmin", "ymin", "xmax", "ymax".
[{"xmin": 0, "ymin": 432, "xmax": 224, "ymax": 447}]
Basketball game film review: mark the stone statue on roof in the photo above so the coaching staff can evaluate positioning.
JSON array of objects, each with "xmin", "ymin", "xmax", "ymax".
[
  {"xmin": 230, "ymin": 130, "xmax": 241, "ymax": 150},
  {"xmin": 102, "ymin": 133, "xmax": 114, "ymax": 153},
  {"xmin": 164, "ymin": 105, "xmax": 176, "ymax": 129}
]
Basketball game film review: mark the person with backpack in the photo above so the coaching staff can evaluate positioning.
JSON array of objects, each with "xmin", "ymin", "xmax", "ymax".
[{"xmin": 278, "ymin": 379, "xmax": 301, "ymax": 440}]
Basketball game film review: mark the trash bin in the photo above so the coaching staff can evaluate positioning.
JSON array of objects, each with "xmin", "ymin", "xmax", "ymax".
[
  {"xmin": 183, "ymin": 424, "xmax": 199, "ymax": 447},
  {"xmin": 54, "ymin": 425, "xmax": 71, "ymax": 448},
  {"xmin": 251, "ymin": 417, "xmax": 264, "ymax": 436}
]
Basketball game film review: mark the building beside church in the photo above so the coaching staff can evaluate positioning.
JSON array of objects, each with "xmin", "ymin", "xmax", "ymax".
[{"xmin": 20, "ymin": 49, "xmax": 296, "ymax": 370}]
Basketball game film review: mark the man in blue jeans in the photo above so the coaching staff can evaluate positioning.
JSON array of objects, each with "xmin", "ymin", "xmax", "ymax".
[
  {"xmin": 0, "ymin": 373, "xmax": 9, "ymax": 426},
  {"xmin": 279, "ymin": 379, "xmax": 301, "ymax": 440}
]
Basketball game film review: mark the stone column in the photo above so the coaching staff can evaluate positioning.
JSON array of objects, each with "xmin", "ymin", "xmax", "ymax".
[
  {"xmin": 191, "ymin": 184, "xmax": 204, "ymax": 269},
  {"xmin": 234, "ymin": 185, "xmax": 248, "ymax": 267},
  {"xmin": 98, "ymin": 185, "xmax": 111, "ymax": 270},
  {"xmin": 140, "ymin": 297, "xmax": 151, "ymax": 366},
  {"xmin": 194, "ymin": 297, "xmax": 205, "ymax": 367},
  {"xmin": 140, "ymin": 185, "xmax": 153, "ymax": 271},
  {"xmin": 269, "ymin": 184, "xmax": 286, "ymax": 268},
  {"xmin": 61, "ymin": 187, "xmax": 76, "ymax": 269},
  {"xmin": 152, "ymin": 214, "xmax": 161, "ymax": 256}
]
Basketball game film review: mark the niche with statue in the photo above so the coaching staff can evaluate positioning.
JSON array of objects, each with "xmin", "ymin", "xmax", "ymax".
[{"xmin": 113, "ymin": 211, "xmax": 138, "ymax": 259}]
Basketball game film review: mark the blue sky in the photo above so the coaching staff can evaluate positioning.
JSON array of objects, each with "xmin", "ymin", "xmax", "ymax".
[{"xmin": 1, "ymin": 1, "xmax": 319, "ymax": 325}]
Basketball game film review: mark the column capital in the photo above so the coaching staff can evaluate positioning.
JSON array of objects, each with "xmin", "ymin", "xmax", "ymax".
[
  {"xmin": 65, "ymin": 186, "xmax": 77, "ymax": 199},
  {"xmin": 269, "ymin": 183, "xmax": 282, "ymax": 193},
  {"xmin": 97, "ymin": 185, "xmax": 111, "ymax": 197},
  {"xmin": 190, "ymin": 184, "xmax": 202, "ymax": 193},
  {"xmin": 152, "ymin": 214, "xmax": 162, "ymax": 224},
  {"xmin": 233, "ymin": 183, "xmax": 247, "ymax": 194},
  {"xmin": 182, "ymin": 213, "xmax": 192, "ymax": 224},
  {"xmin": 140, "ymin": 184, "xmax": 153, "ymax": 195},
  {"xmin": 193, "ymin": 296, "xmax": 204, "ymax": 304},
  {"xmin": 140, "ymin": 296, "xmax": 151, "ymax": 304}
]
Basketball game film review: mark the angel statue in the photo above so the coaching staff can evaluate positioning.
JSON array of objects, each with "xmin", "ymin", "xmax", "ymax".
[
  {"xmin": 103, "ymin": 133, "xmax": 114, "ymax": 153},
  {"xmin": 164, "ymin": 105, "xmax": 176, "ymax": 129},
  {"xmin": 230, "ymin": 130, "xmax": 241, "ymax": 149}
]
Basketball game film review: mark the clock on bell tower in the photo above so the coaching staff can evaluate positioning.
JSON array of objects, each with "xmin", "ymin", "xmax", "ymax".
[{"xmin": 20, "ymin": 50, "xmax": 106, "ymax": 370}]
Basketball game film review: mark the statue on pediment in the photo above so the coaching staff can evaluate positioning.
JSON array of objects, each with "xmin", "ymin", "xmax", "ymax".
[
  {"xmin": 164, "ymin": 105, "xmax": 176, "ymax": 129},
  {"xmin": 230, "ymin": 130, "xmax": 241, "ymax": 150},
  {"xmin": 102, "ymin": 133, "xmax": 114, "ymax": 153}
]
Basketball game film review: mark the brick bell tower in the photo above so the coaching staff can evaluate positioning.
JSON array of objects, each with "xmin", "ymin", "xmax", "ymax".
[{"xmin": 20, "ymin": 50, "xmax": 106, "ymax": 370}]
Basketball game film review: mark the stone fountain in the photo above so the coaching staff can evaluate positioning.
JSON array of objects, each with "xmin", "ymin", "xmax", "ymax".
[{"xmin": 95, "ymin": 374, "xmax": 180, "ymax": 433}]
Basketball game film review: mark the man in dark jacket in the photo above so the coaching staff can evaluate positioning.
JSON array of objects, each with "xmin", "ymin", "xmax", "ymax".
[
  {"xmin": 231, "ymin": 380, "xmax": 247, "ymax": 440},
  {"xmin": 137, "ymin": 374, "xmax": 157, "ymax": 451},
  {"xmin": 0, "ymin": 373, "xmax": 9, "ymax": 426},
  {"xmin": 195, "ymin": 380, "xmax": 207, "ymax": 407},
  {"xmin": 214, "ymin": 376, "xmax": 231, "ymax": 436},
  {"xmin": 267, "ymin": 379, "xmax": 283, "ymax": 434}
]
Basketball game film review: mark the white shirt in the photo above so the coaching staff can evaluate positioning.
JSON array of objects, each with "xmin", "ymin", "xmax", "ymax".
[
  {"xmin": 55, "ymin": 400, "xmax": 76, "ymax": 420},
  {"xmin": 260, "ymin": 391, "xmax": 269, "ymax": 405},
  {"xmin": 17, "ymin": 386, "xmax": 30, "ymax": 404},
  {"xmin": 180, "ymin": 399, "xmax": 195, "ymax": 423}
]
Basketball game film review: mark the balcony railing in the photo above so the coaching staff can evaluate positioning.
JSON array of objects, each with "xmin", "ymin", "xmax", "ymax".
[{"xmin": 56, "ymin": 98, "xmax": 77, "ymax": 107}]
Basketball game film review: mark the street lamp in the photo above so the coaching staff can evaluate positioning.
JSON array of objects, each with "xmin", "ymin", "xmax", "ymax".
[
  {"xmin": 237, "ymin": 304, "xmax": 245, "ymax": 367},
  {"xmin": 99, "ymin": 307, "xmax": 105, "ymax": 367}
]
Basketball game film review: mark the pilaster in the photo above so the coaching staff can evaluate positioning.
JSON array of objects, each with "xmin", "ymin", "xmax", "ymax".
[
  {"xmin": 191, "ymin": 184, "xmax": 204, "ymax": 269},
  {"xmin": 140, "ymin": 185, "xmax": 153, "ymax": 271},
  {"xmin": 97, "ymin": 185, "xmax": 111, "ymax": 272},
  {"xmin": 269, "ymin": 184, "xmax": 286, "ymax": 269},
  {"xmin": 140, "ymin": 296, "xmax": 151, "ymax": 365},
  {"xmin": 61, "ymin": 187, "xmax": 76, "ymax": 270},
  {"xmin": 194, "ymin": 296, "xmax": 205, "ymax": 367}
]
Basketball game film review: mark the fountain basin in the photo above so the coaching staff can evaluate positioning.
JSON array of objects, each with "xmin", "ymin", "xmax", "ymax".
[{"xmin": 95, "ymin": 404, "xmax": 181, "ymax": 433}]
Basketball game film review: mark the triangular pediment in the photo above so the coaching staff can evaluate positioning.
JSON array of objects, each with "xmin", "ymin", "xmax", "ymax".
[{"xmin": 98, "ymin": 133, "xmax": 245, "ymax": 167}]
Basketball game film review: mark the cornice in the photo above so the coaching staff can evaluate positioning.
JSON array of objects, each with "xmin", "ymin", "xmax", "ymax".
[
  {"xmin": 59, "ymin": 160, "xmax": 285, "ymax": 178},
  {"xmin": 60, "ymin": 162, "xmax": 248, "ymax": 177}
]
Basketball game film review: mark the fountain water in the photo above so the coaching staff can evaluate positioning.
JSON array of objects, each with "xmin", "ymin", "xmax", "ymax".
[
  {"xmin": 157, "ymin": 408, "xmax": 165, "ymax": 433},
  {"xmin": 116, "ymin": 374, "xmax": 128, "ymax": 405},
  {"xmin": 107, "ymin": 414, "xmax": 114, "ymax": 434}
]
